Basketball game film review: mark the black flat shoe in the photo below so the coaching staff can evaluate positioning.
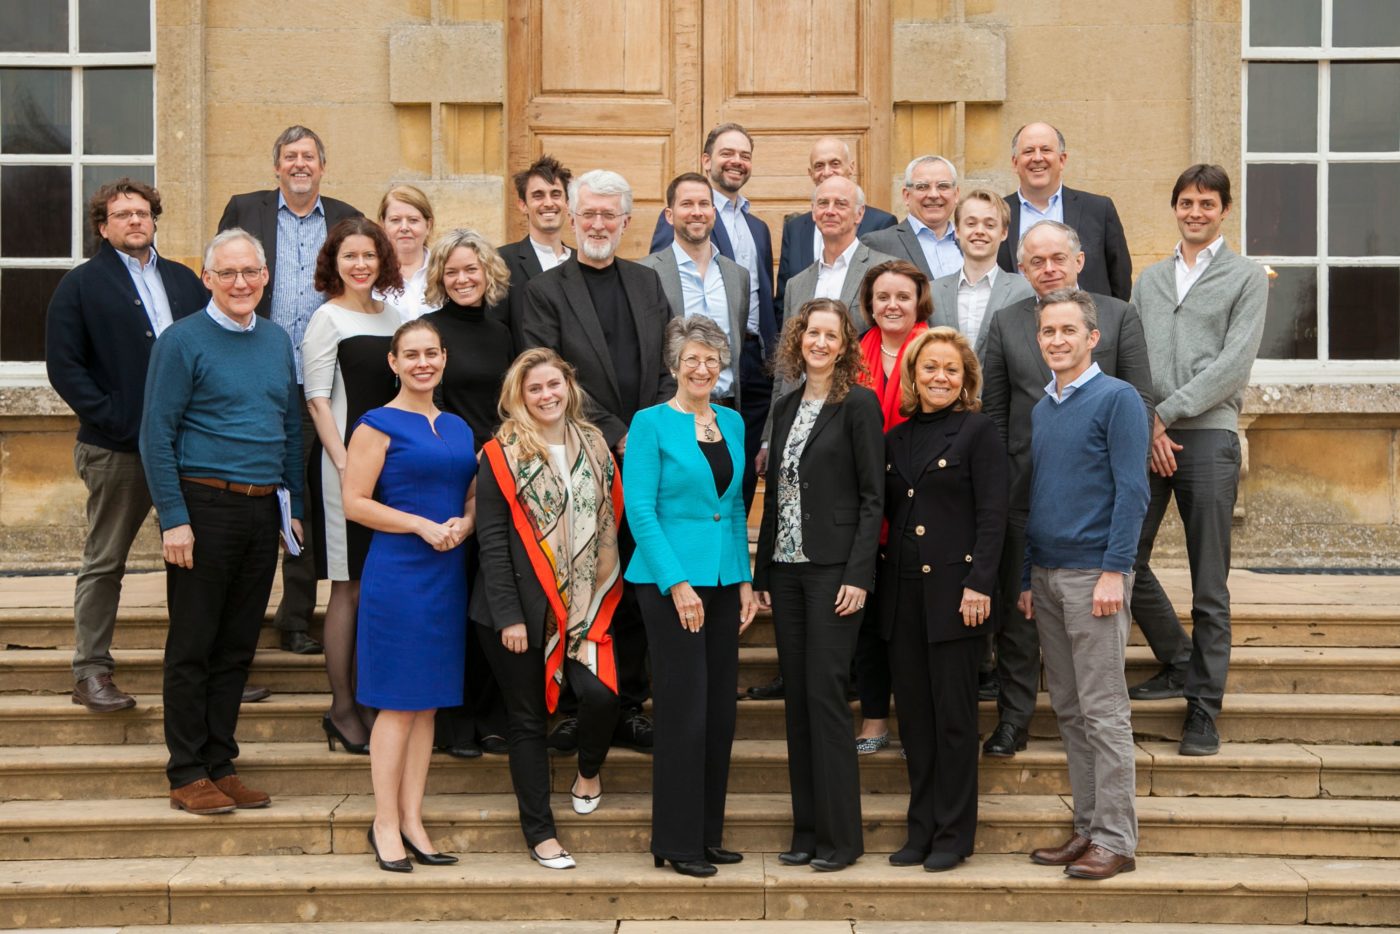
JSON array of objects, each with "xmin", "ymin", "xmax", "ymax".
[
  {"xmin": 704, "ymin": 846, "xmax": 743, "ymax": 864},
  {"xmin": 368, "ymin": 827, "xmax": 412, "ymax": 873},
  {"xmin": 654, "ymin": 855, "xmax": 717, "ymax": 877},
  {"xmin": 810, "ymin": 858, "xmax": 849, "ymax": 872},
  {"xmin": 889, "ymin": 845, "xmax": 927, "ymax": 867},
  {"xmin": 923, "ymin": 852, "xmax": 965, "ymax": 872},
  {"xmin": 280, "ymin": 630, "xmax": 324, "ymax": 655},
  {"xmin": 777, "ymin": 850, "xmax": 812, "ymax": 866},
  {"xmin": 437, "ymin": 742, "xmax": 482, "ymax": 759},
  {"xmin": 746, "ymin": 675, "xmax": 785, "ymax": 699},
  {"xmin": 401, "ymin": 833, "xmax": 458, "ymax": 865},
  {"xmin": 323, "ymin": 714, "xmax": 369, "ymax": 755}
]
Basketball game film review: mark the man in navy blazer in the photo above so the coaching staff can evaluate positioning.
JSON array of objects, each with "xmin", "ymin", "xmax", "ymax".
[
  {"xmin": 995, "ymin": 123, "xmax": 1133, "ymax": 301},
  {"xmin": 46, "ymin": 178, "xmax": 207, "ymax": 713},
  {"xmin": 216, "ymin": 125, "xmax": 360, "ymax": 656},
  {"xmin": 775, "ymin": 136, "xmax": 896, "ymax": 319}
]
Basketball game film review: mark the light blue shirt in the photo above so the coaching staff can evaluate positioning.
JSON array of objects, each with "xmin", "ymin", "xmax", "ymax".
[
  {"xmin": 908, "ymin": 214, "xmax": 963, "ymax": 278},
  {"xmin": 671, "ymin": 241, "xmax": 735, "ymax": 398},
  {"xmin": 1045, "ymin": 361, "xmax": 1102, "ymax": 404},
  {"xmin": 712, "ymin": 189, "xmax": 762, "ymax": 336},
  {"xmin": 271, "ymin": 192, "xmax": 328, "ymax": 384},
  {"xmin": 118, "ymin": 246, "xmax": 173, "ymax": 335},
  {"xmin": 205, "ymin": 302, "xmax": 257, "ymax": 333},
  {"xmin": 1019, "ymin": 185, "xmax": 1065, "ymax": 227}
]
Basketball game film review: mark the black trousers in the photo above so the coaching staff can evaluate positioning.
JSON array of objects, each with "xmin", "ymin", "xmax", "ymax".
[
  {"xmin": 481, "ymin": 627, "xmax": 618, "ymax": 847},
  {"xmin": 637, "ymin": 583, "xmax": 740, "ymax": 862},
  {"xmin": 272, "ymin": 394, "xmax": 315, "ymax": 633},
  {"xmin": 888, "ymin": 577, "xmax": 982, "ymax": 857},
  {"xmin": 737, "ymin": 334, "xmax": 772, "ymax": 512},
  {"xmin": 854, "ymin": 609, "xmax": 891, "ymax": 719},
  {"xmin": 435, "ymin": 541, "xmax": 507, "ymax": 746},
  {"xmin": 992, "ymin": 512, "xmax": 1037, "ymax": 728},
  {"xmin": 769, "ymin": 562, "xmax": 864, "ymax": 864},
  {"xmin": 163, "ymin": 482, "xmax": 280, "ymax": 788}
]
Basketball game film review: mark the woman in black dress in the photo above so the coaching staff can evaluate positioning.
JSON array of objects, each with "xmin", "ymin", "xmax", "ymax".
[
  {"xmin": 881, "ymin": 326, "xmax": 1007, "ymax": 872},
  {"xmin": 420, "ymin": 229, "xmax": 516, "ymax": 758}
]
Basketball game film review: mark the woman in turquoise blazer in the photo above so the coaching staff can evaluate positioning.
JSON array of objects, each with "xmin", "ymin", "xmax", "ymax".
[{"xmin": 623, "ymin": 315, "xmax": 758, "ymax": 878}]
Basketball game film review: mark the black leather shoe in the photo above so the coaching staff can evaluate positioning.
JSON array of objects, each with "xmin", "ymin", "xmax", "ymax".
[
  {"xmin": 654, "ymin": 855, "xmax": 717, "ymax": 877},
  {"xmin": 1179, "ymin": 704, "xmax": 1220, "ymax": 756},
  {"xmin": 1129, "ymin": 664, "xmax": 1187, "ymax": 700},
  {"xmin": 977, "ymin": 670, "xmax": 1000, "ymax": 701},
  {"xmin": 241, "ymin": 685, "xmax": 271, "ymax": 703},
  {"xmin": 613, "ymin": 711, "xmax": 654, "ymax": 752},
  {"xmin": 982, "ymin": 721, "xmax": 1028, "ymax": 758},
  {"xmin": 279, "ymin": 631, "xmax": 324, "ymax": 655},
  {"xmin": 746, "ymin": 675, "xmax": 785, "ymax": 699},
  {"xmin": 368, "ymin": 827, "xmax": 412, "ymax": 873},
  {"xmin": 546, "ymin": 717, "xmax": 579, "ymax": 754},
  {"xmin": 777, "ymin": 850, "xmax": 812, "ymax": 866},
  {"xmin": 479, "ymin": 734, "xmax": 509, "ymax": 755},
  {"xmin": 810, "ymin": 857, "xmax": 849, "ymax": 872},
  {"xmin": 704, "ymin": 846, "xmax": 743, "ymax": 864},
  {"xmin": 438, "ymin": 742, "xmax": 481, "ymax": 759},
  {"xmin": 888, "ymin": 845, "xmax": 927, "ymax": 867},
  {"xmin": 401, "ymin": 833, "xmax": 458, "ymax": 865},
  {"xmin": 923, "ymin": 852, "xmax": 965, "ymax": 872}
]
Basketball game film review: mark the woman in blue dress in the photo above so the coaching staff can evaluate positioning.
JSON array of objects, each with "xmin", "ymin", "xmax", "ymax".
[{"xmin": 342, "ymin": 318, "xmax": 477, "ymax": 872}]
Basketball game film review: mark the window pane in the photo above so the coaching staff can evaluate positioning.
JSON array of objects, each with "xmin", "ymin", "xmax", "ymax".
[
  {"xmin": 1331, "ymin": 63, "xmax": 1400, "ymax": 152},
  {"xmin": 82, "ymin": 164, "xmax": 155, "ymax": 257},
  {"xmin": 1334, "ymin": 0, "xmax": 1400, "ymax": 47},
  {"xmin": 0, "ymin": 0, "xmax": 68, "ymax": 52},
  {"xmin": 82, "ymin": 68, "xmax": 153, "ymax": 156},
  {"xmin": 1329, "ymin": 267, "xmax": 1400, "ymax": 359},
  {"xmin": 1258, "ymin": 266, "xmax": 1319, "ymax": 359},
  {"xmin": 1, "ymin": 165, "xmax": 71, "ymax": 258},
  {"xmin": 1247, "ymin": 64, "xmax": 1317, "ymax": 153},
  {"xmin": 1329, "ymin": 163, "xmax": 1400, "ymax": 256},
  {"xmin": 1247, "ymin": 163, "xmax": 1318, "ymax": 256},
  {"xmin": 0, "ymin": 267, "xmax": 66, "ymax": 360},
  {"xmin": 1250, "ymin": 0, "xmax": 1321, "ymax": 46},
  {"xmin": 0, "ymin": 69, "xmax": 72, "ymax": 155},
  {"xmin": 79, "ymin": 0, "xmax": 151, "ymax": 53}
]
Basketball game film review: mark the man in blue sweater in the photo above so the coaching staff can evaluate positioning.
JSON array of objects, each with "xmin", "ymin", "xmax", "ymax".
[
  {"xmin": 1017, "ymin": 288, "xmax": 1149, "ymax": 881},
  {"xmin": 140, "ymin": 229, "xmax": 303, "ymax": 816}
]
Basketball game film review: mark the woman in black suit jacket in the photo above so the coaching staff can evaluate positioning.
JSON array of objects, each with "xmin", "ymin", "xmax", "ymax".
[
  {"xmin": 753, "ymin": 298, "xmax": 884, "ymax": 872},
  {"xmin": 880, "ymin": 326, "xmax": 1008, "ymax": 872}
]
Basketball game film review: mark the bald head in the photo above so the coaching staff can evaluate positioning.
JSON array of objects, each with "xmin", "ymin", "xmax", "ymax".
[{"xmin": 809, "ymin": 136, "xmax": 854, "ymax": 185}]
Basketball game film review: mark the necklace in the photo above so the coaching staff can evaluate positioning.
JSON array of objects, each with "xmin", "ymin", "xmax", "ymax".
[
  {"xmin": 671, "ymin": 399, "xmax": 718, "ymax": 441},
  {"xmin": 880, "ymin": 345, "xmax": 900, "ymax": 358}
]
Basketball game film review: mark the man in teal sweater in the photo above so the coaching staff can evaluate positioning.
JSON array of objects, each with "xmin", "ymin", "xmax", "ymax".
[
  {"xmin": 1125, "ymin": 165, "xmax": 1267, "ymax": 758},
  {"xmin": 140, "ymin": 229, "xmax": 303, "ymax": 816},
  {"xmin": 1018, "ymin": 288, "xmax": 1149, "ymax": 882}
]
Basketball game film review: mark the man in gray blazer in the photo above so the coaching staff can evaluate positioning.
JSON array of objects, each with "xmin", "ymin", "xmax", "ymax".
[
  {"xmin": 784, "ymin": 176, "xmax": 897, "ymax": 334},
  {"xmin": 861, "ymin": 155, "xmax": 963, "ymax": 283},
  {"xmin": 980, "ymin": 219, "xmax": 1154, "ymax": 760},
  {"xmin": 930, "ymin": 188, "xmax": 1035, "ymax": 361},
  {"xmin": 638, "ymin": 172, "xmax": 758, "ymax": 507}
]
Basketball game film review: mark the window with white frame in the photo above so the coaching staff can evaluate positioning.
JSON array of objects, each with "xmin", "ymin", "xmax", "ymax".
[
  {"xmin": 0, "ymin": 0, "xmax": 155, "ymax": 361},
  {"xmin": 1243, "ymin": 0, "xmax": 1400, "ymax": 374}
]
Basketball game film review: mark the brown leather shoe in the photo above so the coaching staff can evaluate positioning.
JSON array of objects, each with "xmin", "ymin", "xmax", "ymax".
[
  {"xmin": 1065, "ymin": 844, "xmax": 1137, "ymax": 880},
  {"xmin": 213, "ymin": 774, "xmax": 271, "ymax": 808},
  {"xmin": 72, "ymin": 673, "xmax": 136, "ymax": 713},
  {"xmin": 169, "ymin": 778, "xmax": 236, "ymax": 815},
  {"xmin": 1029, "ymin": 833, "xmax": 1092, "ymax": 866}
]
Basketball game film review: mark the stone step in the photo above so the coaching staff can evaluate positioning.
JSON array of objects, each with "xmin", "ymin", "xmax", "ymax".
[
  {"xmin": 35, "ymin": 924, "xmax": 1400, "ymax": 934},
  {"xmin": 3, "ymin": 792, "xmax": 1399, "ymax": 862},
  {"xmin": 3, "ymin": 853, "xmax": 1396, "ymax": 927},
  {"xmin": 5, "ymin": 644, "xmax": 1400, "ymax": 697},
  {"xmin": 1, "ymin": 738, "xmax": 1395, "ymax": 804}
]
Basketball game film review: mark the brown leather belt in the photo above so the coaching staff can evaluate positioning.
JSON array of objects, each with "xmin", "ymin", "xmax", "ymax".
[{"xmin": 180, "ymin": 476, "xmax": 277, "ymax": 497}]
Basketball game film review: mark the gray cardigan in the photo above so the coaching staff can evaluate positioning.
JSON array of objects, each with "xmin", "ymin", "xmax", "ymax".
[{"xmin": 1132, "ymin": 242, "xmax": 1267, "ymax": 432}]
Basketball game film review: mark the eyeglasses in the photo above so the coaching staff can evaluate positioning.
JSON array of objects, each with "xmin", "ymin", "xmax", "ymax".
[
  {"xmin": 578, "ymin": 210, "xmax": 625, "ymax": 223},
  {"xmin": 681, "ymin": 354, "xmax": 723, "ymax": 371},
  {"xmin": 108, "ymin": 210, "xmax": 153, "ymax": 222},
  {"xmin": 209, "ymin": 267, "xmax": 265, "ymax": 285},
  {"xmin": 908, "ymin": 181, "xmax": 956, "ymax": 194}
]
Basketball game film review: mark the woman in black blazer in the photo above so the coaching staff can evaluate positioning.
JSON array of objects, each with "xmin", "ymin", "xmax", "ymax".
[
  {"xmin": 880, "ymin": 326, "xmax": 1008, "ymax": 872},
  {"xmin": 753, "ymin": 298, "xmax": 884, "ymax": 872}
]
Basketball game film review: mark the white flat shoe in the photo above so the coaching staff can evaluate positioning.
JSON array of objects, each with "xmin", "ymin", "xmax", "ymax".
[
  {"xmin": 570, "ymin": 779, "xmax": 601, "ymax": 815},
  {"xmin": 529, "ymin": 845, "xmax": 576, "ymax": 870}
]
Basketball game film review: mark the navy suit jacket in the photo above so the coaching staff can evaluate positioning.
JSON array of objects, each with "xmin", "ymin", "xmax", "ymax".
[
  {"xmin": 650, "ymin": 205, "xmax": 777, "ymax": 354},
  {"xmin": 996, "ymin": 186, "xmax": 1132, "ymax": 301},
  {"xmin": 216, "ymin": 189, "xmax": 362, "ymax": 318},
  {"xmin": 776, "ymin": 206, "xmax": 896, "ymax": 319},
  {"xmin": 45, "ymin": 242, "xmax": 207, "ymax": 452}
]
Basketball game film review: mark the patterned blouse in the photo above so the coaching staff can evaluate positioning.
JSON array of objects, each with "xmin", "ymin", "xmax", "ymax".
[{"xmin": 772, "ymin": 399, "xmax": 824, "ymax": 563}]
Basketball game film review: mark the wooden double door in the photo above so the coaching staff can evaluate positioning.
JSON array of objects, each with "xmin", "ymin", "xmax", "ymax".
[{"xmin": 507, "ymin": 0, "xmax": 891, "ymax": 259}]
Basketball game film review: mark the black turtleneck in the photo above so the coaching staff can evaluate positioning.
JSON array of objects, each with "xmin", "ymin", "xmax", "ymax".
[
  {"xmin": 579, "ymin": 261, "xmax": 641, "ymax": 421},
  {"xmin": 421, "ymin": 300, "xmax": 514, "ymax": 450}
]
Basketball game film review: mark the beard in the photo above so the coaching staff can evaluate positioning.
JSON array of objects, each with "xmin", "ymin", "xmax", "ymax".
[{"xmin": 580, "ymin": 237, "xmax": 618, "ymax": 263}]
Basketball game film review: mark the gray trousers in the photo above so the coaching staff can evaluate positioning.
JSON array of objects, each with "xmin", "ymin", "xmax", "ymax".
[
  {"xmin": 272, "ymin": 396, "xmax": 316, "ymax": 633},
  {"xmin": 1032, "ymin": 566, "xmax": 1138, "ymax": 858},
  {"xmin": 1131, "ymin": 429, "xmax": 1239, "ymax": 719},
  {"xmin": 72, "ymin": 442, "xmax": 153, "ymax": 682}
]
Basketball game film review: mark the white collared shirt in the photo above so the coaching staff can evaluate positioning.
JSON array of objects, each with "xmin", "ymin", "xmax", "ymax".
[
  {"xmin": 118, "ymin": 246, "xmax": 174, "ymax": 335},
  {"xmin": 1044, "ymin": 361, "xmax": 1102, "ymax": 404},
  {"xmin": 907, "ymin": 214, "xmax": 963, "ymax": 278},
  {"xmin": 1174, "ymin": 235, "xmax": 1225, "ymax": 303},
  {"xmin": 712, "ymin": 189, "xmax": 762, "ymax": 335},
  {"xmin": 375, "ymin": 251, "xmax": 433, "ymax": 319},
  {"xmin": 814, "ymin": 238, "xmax": 860, "ymax": 301},
  {"xmin": 672, "ymin": 240, "xmax": 735, "ymax": 398},
  {"xmin": 205, "ymin": 302, "xmax": 257, "ymax": 333},
  {"xmin": 957, "ymin": 264, "xmax": 1000, "ymax": 341},
  {"xmin": 530, "ymin": 236, "xmax": 571, "ymax": 272}
]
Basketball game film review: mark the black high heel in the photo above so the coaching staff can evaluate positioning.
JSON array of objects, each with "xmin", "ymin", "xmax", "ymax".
[
  {"xmin": 368, "ymin": 826, "xmax": 412, "ymax": 873},
  {"xmin": 323, "ymin": 714, "xmax": 369, "ymax": 755},
  {"xmin": 401, "ymin": 833, "xmax": 459, "ymax": 865},
  {"xmin": 653, "ymin": 854, "xmax": 717, "ymax": 877}
]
